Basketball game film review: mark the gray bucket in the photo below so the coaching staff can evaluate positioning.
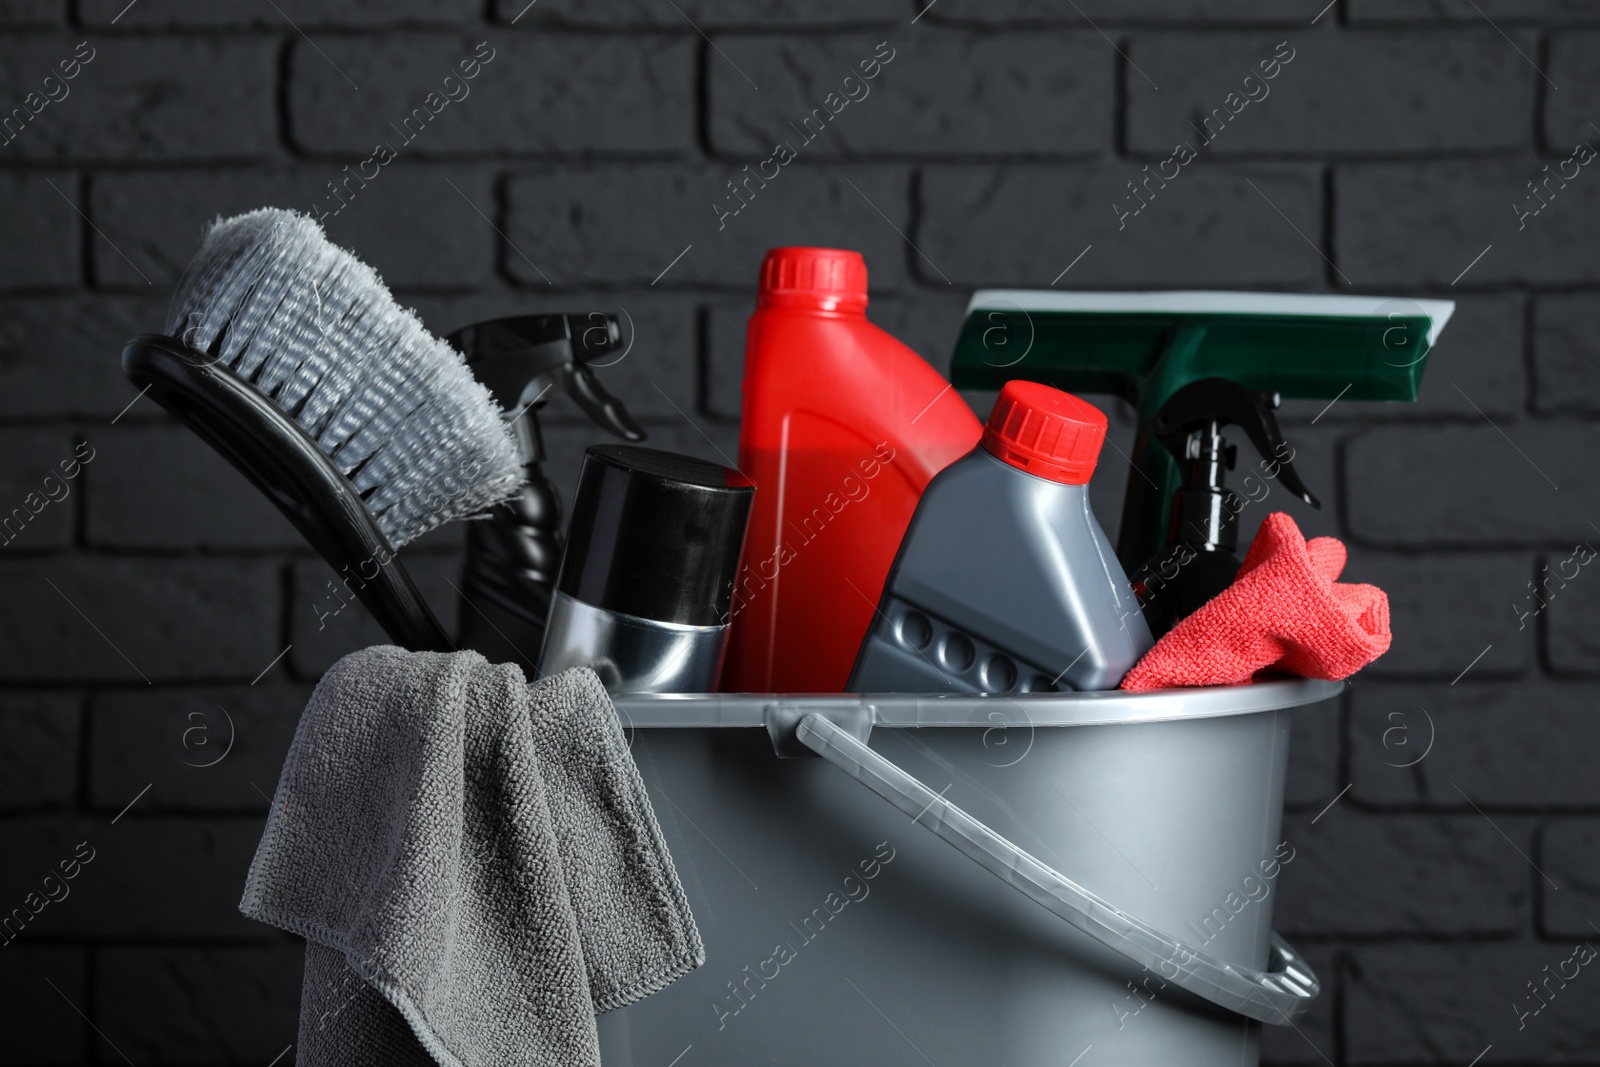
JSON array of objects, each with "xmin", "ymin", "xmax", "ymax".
[{"xmin": 602, "ymin": 680, "xmax": 1337, "ymax": 1067}]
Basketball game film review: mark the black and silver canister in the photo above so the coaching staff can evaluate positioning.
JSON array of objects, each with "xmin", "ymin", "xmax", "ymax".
[{"xmin": 538, "ymin": 445, "xmax": 754, "ymax": 694}]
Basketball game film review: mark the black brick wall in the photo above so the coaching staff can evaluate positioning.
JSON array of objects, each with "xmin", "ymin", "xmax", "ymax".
[{"xmin": 0, "ymin": 2, "xmax": 1596, "ymax": 1063}]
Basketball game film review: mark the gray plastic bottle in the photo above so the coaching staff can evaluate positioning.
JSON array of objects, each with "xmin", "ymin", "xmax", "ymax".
[{"xmin": 849, "ymin": 381, "xmax": 1152, "ymax": 693}]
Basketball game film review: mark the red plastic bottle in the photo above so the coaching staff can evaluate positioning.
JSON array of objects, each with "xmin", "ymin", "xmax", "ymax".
[{"xmin": 721, "ymin": 247, "xmax": 983, "ymax": 693}]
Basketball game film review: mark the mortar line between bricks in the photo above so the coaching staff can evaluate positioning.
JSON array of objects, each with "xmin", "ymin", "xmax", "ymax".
[
  {"xmin": 267, "ymin": 0, "xmax": 360, "ymax": 91},
  {"xmin": 449, "ymin": 176, "xmax": 552, "ymax": 285},
  {"xmin": 55, "ymin": 10, "xmax": 508, "ymax": 31},
  {"xmin": 31, "ymin": 144, "xmax": 1556, "ymax": 166},
  {"xmin": 73, "ymin": 170, "xmax": 93, "ymax": 289},
  {"xmin": 664, "ymin": 0, "xmax": 758, "ymax": 91},
  {"xmin": 1245, "ymin": 177, "xmax": 1350, "ymax": 286},
  {"xmin": 48, "ymin": 972, "xmax": 130, "ymax": 1067},
  {"xmin": 110, "ymin": 782, "xmax": 151, "ymax": 823},
  {"xmin": 79, "ymin": 948, "xmax": 94, "ymax": 1066},
  {"xmin": 1066, "ymin": 2, "xmax": 1156, "ymax": 91},
  {"xmin": 1330, "ymin": 946, "xmax": 1346, "ymax": 1066},
  {"xmin": 692, "ymin": 35, "xmax": 713, "ymax": 157},
  {"xmin": 1332, "ymin": 433, "xmax": 1352, "ymax": 543},
  {"xmin": 693, "ymin": 304, "xmax": 713, "ymax": 416},
  {"xmin": 273, "ymin": 36, "xmax": 300, "ymax": 159},
  {"xmin": 1532, "ymin": 34, "xmax": 1552, "ymax": 156},
  {"xmin": 74, "ymin": 691, "xmax": 92, "ymax": 814},
  {"xmin": 1464, "ymin": 0, "xmax": 1558, "ymax": 90},
  {"xmin": 1451, "ymin": 643, "xmax": 1495, "ymax": 684},
  {"xmin": 1319, "ymin": 164, "xmax": 1338, "ymax": 292},
  {"xmin": 0, "ymin": 19, "xmax": 1478, "ymax": 36},
  {"xmin": 881, "ymin": 17, "xmax": 1356, "ymax": 30},
  {"xmin": 17, "ymin": 147, "xmax": 1555, "ymax": 167},
  {"xmin": 249, "ymin": 646, "xmax": 294, "ymax": 687},
  {"xmin": 45, "ymin": 176, "xmax": 150, "ymax": 286},
  {"xmin": 1110, "ymin": 39, "xmax": 1128, "ymax": 159},
  {"xmin": 45, "ymin": 975, "xmax": 135, "ymax": 1067},
  {"xmin": 846, "ymin": 175, "xmax": 947, "ymax": 283},
  {"xmin": 1453, "ymin": 781, "xmax": 1561, "ymax": 890},
  {"xmin": 1519, "ymin": 293, "xmax": 1538, "ymax": 418},
  {"xmin": 277, "ymin": 561, "xmax": 298, "ymax": 682},
  {"xmin": 1333, "ymin": 691, "xmax": 1351, "ymax": 809},
  {"xmin": 39, "ymin": 573, "xmax": 152, "ymax": 684},
  {"xmin": 1311, "ymin": 782, "xmax": 1352, "ymax": 824},
  {"xmin": 1452, "ymin": 383, "xmax": 1559, "ymax": 488},
  {"xmin": 1532, "ymin": 827, "xmax": 1553, "ymax": 936},
  {"xmin": 1120, "ymin": 147, "xmax": 1534, "ymax": 163},
  {"xmin": 906, "ymin": 169, "xmax": 928, "ymax": 287}
]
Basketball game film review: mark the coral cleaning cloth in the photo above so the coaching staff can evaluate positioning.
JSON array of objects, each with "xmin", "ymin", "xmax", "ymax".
[
  {"xmin": 240, "ymin": 647, "xmax": 703, "ymax": 1067},
  {"xmin": 1120, "ymin": 512, "xmax": 1391, "ymax": 691}
]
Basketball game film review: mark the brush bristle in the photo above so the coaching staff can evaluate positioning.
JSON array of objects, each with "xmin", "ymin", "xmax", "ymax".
[{"xmin": 167, "ymin": 208, "xmax": 522, "ymax": 548}]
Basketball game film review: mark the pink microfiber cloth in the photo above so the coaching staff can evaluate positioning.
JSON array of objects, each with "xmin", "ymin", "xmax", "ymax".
[{"xmin": 1120, "ymin": 512, "xmax": 1391, "ymax": 691}]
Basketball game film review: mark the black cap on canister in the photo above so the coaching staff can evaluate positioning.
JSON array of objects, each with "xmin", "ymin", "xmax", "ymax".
[{"xmin": 557, "ymin": 445, "xmax": 755, "ymax": 627}]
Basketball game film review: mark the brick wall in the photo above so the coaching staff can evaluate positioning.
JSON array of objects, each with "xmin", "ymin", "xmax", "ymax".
[{"xmin": 0, "ymin": 1, "xmax": 1596, "ymax": 1063}]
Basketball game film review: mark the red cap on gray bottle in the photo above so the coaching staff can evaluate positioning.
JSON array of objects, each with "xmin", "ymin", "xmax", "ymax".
[{"xmin": 980, "ymin": 380, "xmax": 1107, "ymax": 485}]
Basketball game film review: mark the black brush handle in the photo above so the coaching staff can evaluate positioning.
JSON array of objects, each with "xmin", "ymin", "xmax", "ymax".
[{"xmin": 122, "ymin": 335, "xmax": 455, "ymax": 654}]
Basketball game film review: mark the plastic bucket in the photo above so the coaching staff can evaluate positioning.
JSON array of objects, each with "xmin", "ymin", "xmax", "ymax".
[{"xmin": 600, "ymin": 680, "xmax": 1337, "ymax": 1067}]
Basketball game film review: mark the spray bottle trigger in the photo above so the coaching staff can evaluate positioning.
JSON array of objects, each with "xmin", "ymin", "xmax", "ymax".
[
  {"xmin": 1152, "ymin": 378, "xmax": 1320, "ymax": 510},
  {"xmin": 564, "ymin": 362, "xmax": 645, "ymax": 442},
  {"xmin": 448, "ymin": 312, "xmax": 647, "ymax": 442}
]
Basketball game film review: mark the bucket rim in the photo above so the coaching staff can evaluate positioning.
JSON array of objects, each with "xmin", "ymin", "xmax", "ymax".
[{"xmin": 611, "ymin": 677, "xmax": 1341, "ymax": 730}]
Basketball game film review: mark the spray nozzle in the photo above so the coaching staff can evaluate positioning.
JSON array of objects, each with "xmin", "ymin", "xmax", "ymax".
[
  {"xmin": 1152, "ymin": 378, "xmax": 1319, "ymax": 510},
  {"xmin": 448, "ymin": 314, "xmax": 645, "ymax": 443}
]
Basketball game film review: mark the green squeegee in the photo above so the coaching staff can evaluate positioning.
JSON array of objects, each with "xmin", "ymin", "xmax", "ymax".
[{"xmin": 949, "ymin": 290, "xmax": 1455, "ymax": 569}]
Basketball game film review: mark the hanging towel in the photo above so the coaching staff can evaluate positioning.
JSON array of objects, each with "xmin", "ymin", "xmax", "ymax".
[
  {"xmin": 1120, "ymin": 512, "xmax": 1391, "ymax": 691},
  {"xmin": 239, "ymin": 646, "xmax": 703, "ymax": 1067}
]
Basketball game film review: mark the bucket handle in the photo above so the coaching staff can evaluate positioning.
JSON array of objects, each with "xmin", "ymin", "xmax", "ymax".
[{"xmin": 795, "ymin": 712, "xmax": 1319, "ymax": 1026}]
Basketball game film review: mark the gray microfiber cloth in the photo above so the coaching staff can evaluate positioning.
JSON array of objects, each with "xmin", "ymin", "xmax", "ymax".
[{"xmin": 239, "ymin": 645, "xmax": 703, "ymax": 1067}]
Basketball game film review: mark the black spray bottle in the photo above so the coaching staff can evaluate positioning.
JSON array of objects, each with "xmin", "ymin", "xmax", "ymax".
[
  {"xmin": 447, "ymin": 314, "xmax": 644, "ymax": 664},
  {"xmin": 1129, "ymin": 378, "xmax": 1320, "ymax": 637}
]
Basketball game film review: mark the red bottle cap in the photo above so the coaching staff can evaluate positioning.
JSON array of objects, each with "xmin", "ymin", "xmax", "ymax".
[
  {"xmin": 758, "ymin": 247, "xmax": 868, "ymax": 313},
  {"xmin": 981, "ymin": 380, "xmax": 1107, "ymax": 485}
]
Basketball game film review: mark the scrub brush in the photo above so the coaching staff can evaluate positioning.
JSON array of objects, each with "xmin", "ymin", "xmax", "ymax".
[{"xmin": 122, "ymin": 208, "xmax": 523, "ymax": 652}]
